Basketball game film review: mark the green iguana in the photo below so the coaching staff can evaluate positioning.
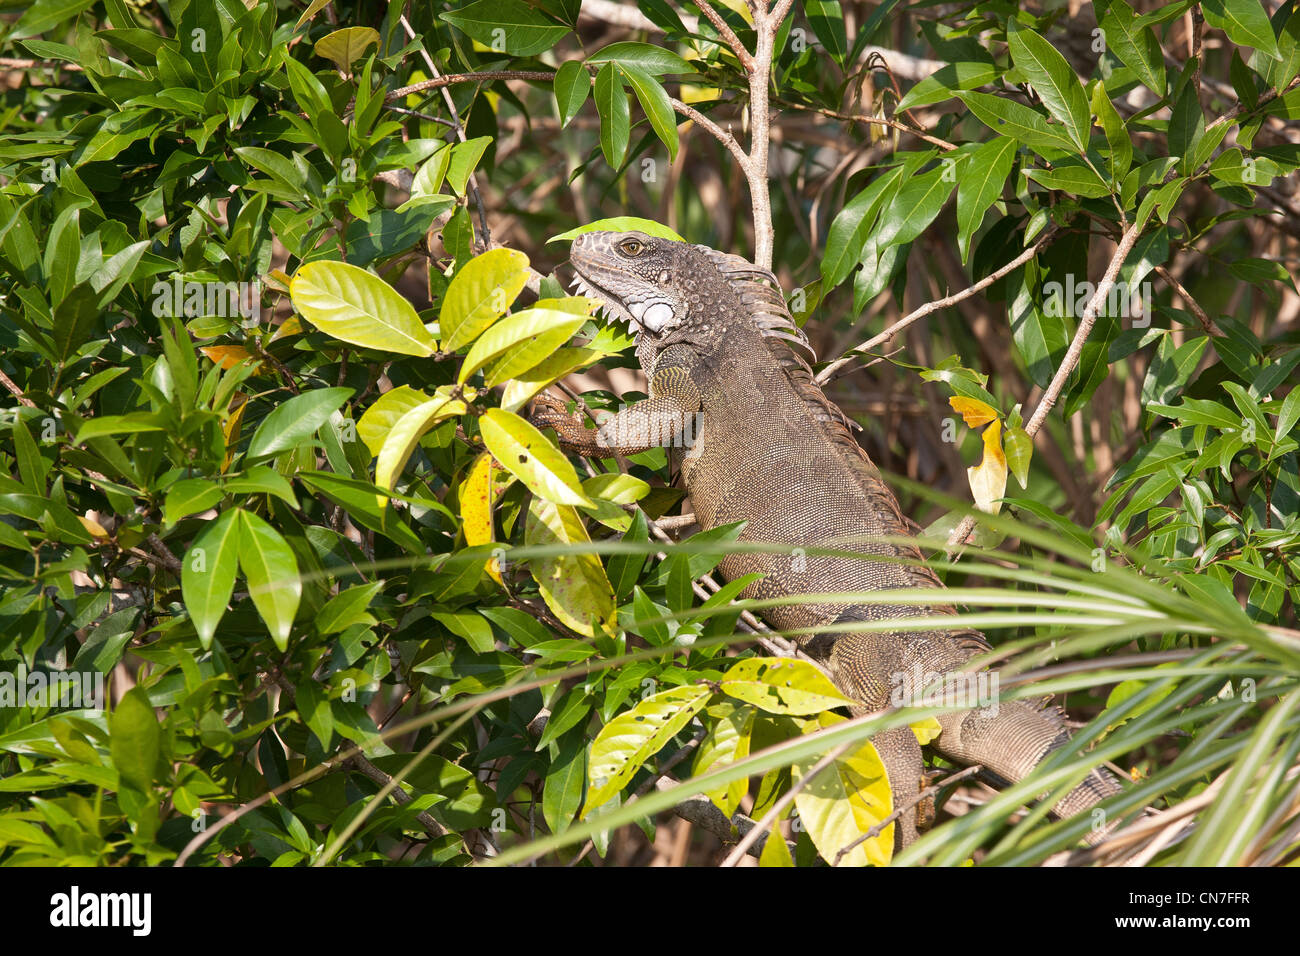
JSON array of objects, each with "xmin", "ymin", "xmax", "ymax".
[{"xmin": 531, "ymin": 230, "xmax": 1120, "ymax": 850}]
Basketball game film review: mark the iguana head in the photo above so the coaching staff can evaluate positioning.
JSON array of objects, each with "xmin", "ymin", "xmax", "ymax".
[
  {"xmin": 568, "ymin": 229, "xmax": 813, "ymax": 358},
  {"xmin": 567, "ymin": 230, "xmax": 698, "ymax": 337}
]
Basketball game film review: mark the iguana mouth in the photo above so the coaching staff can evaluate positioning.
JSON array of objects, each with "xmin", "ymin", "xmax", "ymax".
[{"xmin": 567, "ymin": 268, "xmax": 648, "ymax": 335}]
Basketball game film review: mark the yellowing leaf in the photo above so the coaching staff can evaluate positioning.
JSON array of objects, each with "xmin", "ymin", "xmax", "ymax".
[
  {"xmin": 583, "ymin": 684, "xmax": 712, "ymax": 815},
  {"xmin": 948, "ymin": 395, "xmax": 999, "ymax": 427},
  {"xmin": 200, "ymin": 345, "xmax": 262, "ymax": 372},
  {"xmin": 583, "ymin": 472, "xmax": 649, "ymax": 504},
  {"xmin": 966, "ymin": 418, "xmax": 1008, "ymax": 514},
  {"xmin": 759, "ymin": 824, "xmax": 795, "ymax": 867},
  {"xmin": 691, "ymin": 702, "xmax": 755, "ymax": 817},
  {"xmin": 460, "ymin": 307, "xmax": 590, "ymax": 385},
  {"xmin": 314, "ymin": 26, "xmax": 380, "ymax": 71},
  {"xmin": 374, "ymin": 391, "xmax": 469, "ymax": 505},
  {"xmin": 525, "ymin": 497, "xmax": 616, "ymax": 637},
  {"xmin": 792, "ymin": 712, "xmax": 894, "ymax": 867},
  {"xmin": 78, "ymin": 514, "xmax": 109, "ymax": 539},
  {"xmin": 548, "ymin": 217, "xmax": 684, "ymax": 244},
  {"xmin": 291, "ymin": 260, "xmax": 436, "ymax": 356},
  {"xmin": 480, "ymin": 408, "xmax": 593, "ymax": 507},
  {"xmin": 440, "ymin": 248, "xmax": 530, "ymax": 351},
  {"xmin": 357, "ymin": 385, "xmax": 431, "ymax": 457},
  {"xmin": 720, "ymin": 658, "xmax": 858, "ymax": 714},
  {"xmin": 500, "ymin": 347, "xmax": 602, "ymax": 413}
]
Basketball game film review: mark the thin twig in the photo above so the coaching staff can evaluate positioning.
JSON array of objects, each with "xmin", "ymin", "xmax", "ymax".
[
  {"xmin": 816, "ymin": 230, "xmax": 1057, "ymax": 386},
  {"xmin": 719, "ymin": 738, "xmax": 854, "ymax": 866}
]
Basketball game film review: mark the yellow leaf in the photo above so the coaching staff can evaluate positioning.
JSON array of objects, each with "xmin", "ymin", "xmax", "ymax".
[
  {"xmin": 357, "ymin": 385, "xmax": 432, "ymax": 457},
  {"xmin": 78, "ymin": 515, "xmax": 109, "ymax": 539},
  {"xmin": 439, "ymin": 248, "xmax": 531, "ymax": 352},
  {"xmin": 966, "ymin": 418, "xmax": 1008, "ymax": 514},
  {"xmin": 792, "ymin": 712, "xmax": 894, "ymax": 867},
  {"xmin": 480, "ymin": 408, "xmax": 593, "ymax": 507},
  {"xmin": 500, "ymin": 347, "xmax": 602, "ymax": 413},
  {"xmin": 948, "ymin": 395, "xmax": 999, "ymax": 427},
  {"xmin": 910, "ymin": 716, "xmax": 942, "ymax": 745},
  {"xmin": 459, "ymin": 452, "xmax": 512, "ymax": 584},
  {"xmin": 459, "ymin": 307, "xmax": 589, "ymax": 385}
]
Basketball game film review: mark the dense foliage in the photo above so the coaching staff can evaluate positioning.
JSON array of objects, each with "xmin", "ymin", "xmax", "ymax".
[{"xmin": 0, "ymin": 0, "xmax": 1297, "ymax": 867}]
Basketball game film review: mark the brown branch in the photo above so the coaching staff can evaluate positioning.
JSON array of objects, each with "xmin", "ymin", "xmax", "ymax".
[
  {"xmin": 0, "ymin": 368, "xmax": 37, "ymax": 408},
  {"xmin": 787, "ymin": 101, "xmax": 959, "ymax": 153},
  {"xmin": 1207, "ymin": 73, "xmax": 1300, "ymax": 132},
  {"xmin": 387, "ymin": 71, "xmax": 553, "ymax": 102},
  {"xmin": 816, "ymin": 230, "xmax": 1058, "ymax": 386},
  {"xmin": 1155, "ymin": 264, "xmax": 1219, "ymax": 336},
  {"xmin": 690, "ymin": 0, "xmax": 755, "ymax": 72},
  {"xmin": 669, "ymin": 97, "xmax": 751, "ymax": 172}
]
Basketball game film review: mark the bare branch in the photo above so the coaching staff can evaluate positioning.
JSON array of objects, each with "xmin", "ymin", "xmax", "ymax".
[
  {"xmin": 690, "ymin": 0, "xmax": 755, "ymax": 72},
  {"xmin": 816, "ymin": 230, "xmax": 1057, "ymax": 386}
]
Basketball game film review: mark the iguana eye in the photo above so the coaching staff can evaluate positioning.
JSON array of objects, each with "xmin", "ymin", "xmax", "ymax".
[{"xmin": 618, "ymin": 238, "xmax": 644, "ymax": 256}]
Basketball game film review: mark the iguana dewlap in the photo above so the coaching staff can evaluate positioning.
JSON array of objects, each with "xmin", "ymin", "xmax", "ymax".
[{"xmin": 533, "ymin": 230, "xmax": 1120, "ymax": 851}]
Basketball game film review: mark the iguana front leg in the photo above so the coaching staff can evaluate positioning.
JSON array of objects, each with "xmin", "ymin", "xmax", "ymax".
[{"xmin": 530, "ymin": 348, "xmax": 702, "ymax": 458}]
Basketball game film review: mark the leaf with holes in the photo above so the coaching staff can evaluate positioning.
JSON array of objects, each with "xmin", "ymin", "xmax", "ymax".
[
  {"xmin": 720, "ymin": 658, "xmax": 857, "ymax": 714},
  {"xmin": 583, "ymin": 684, "xmax": 713, "ymax": 815}
]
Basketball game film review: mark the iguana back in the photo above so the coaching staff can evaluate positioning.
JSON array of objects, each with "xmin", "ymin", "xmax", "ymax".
[{"xmin": 535, "ymin": 230, "xmax": 1120, "ymax": 850}]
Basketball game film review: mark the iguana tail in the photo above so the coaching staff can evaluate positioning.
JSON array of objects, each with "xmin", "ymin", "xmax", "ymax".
[
  {"xmin": 932, "ymin": 698, "xmax": 1121, "ymax": 839},
  {"xmin": 826, "ymin": 628, "xmax": 1121, "ymax": 851}
]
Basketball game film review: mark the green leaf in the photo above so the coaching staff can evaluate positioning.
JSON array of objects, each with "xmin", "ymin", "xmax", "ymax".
[
  {"xmin": 542, "ymin": 728, "xmax": 587, "ymax": 834},
  {"xmin": 719, "ymin": 658, "xmax": 858, "ymax": 714},
  {"xmin": 237, "ymin": 509, "xmax": 301, "ymax": 651},
  {"xmin": 296, "ymin": 680, "xmax": 334, "ymax": 749},
  {"xmin": 1006, "ymin": 22, "xmax": 1090, "ymax": 153},
  {"xmin": 957, "ymin": 138, "xmax": 1016, "ymax": 263},
  {"xmin": 1091, "ymin": 80, "xmax": 1133, "ymax": 182},
  {"xmin": 1023, "ymin": 160, "xmax": 1112, "ymax": 198},
  {"xmin": 875, "ymin": 163, "xmax": 956, "ymax": 249},
  {"xmin": 291, "ymin": 261, "xmax": 436, "ymax": 356},
  {"xmin": 182, "ymin": 509, "xmax": 240, "ymax": 649},
  {"xmin": 621, "ymin": 62, "xmax": 679, "ymax": 162},
  {"xmin": 806, "ymin": 0, "xmax": 848, "ymax": 64},
  {"xmin": 440, "ymin": 247, "xmax": 532, "ymax": 351},
  {"xmin": 821, "ymin": 166, "xmax": 903, "ymax": 287},
  {"xmin": 460, "ymin": 306, "xmax": 589, "ymax": 385},
  {"xmin": 583, "ymin": 684, "xmax": 713, "ymax": 814},
  {"xmin": 1100, "ymin": 0, "xmax": 1167, "ymax": 96},
  {"xmin": 247, "ymin": 387, "xmax": 353, "ymax": 461},
  {"xmin": 480, "ymin": 408, "xmax": 593, "ymax": 507},
  {"xmin": 554, "ymin": 60, "xmax": 590, "ymax": 127},
  {"xmin": 440, "ymin": 0, "xmax": 571, "ymax": 57},
  {"xmin": 594, "ymin": 62, "xmax": 630, "ymax": 168},
  {"xmin": 164, "ymin": 478, "xmax": 224, "ymax": 528},
  {"xmin": 109, "ymin": 687, "xmax": 161, "ymax": 794},
  {"xmin": 957, "ymin": 91, "xmax": 1077, "ymax": 156},
  {"xmin": 548, "ymin": 217, "xmax": 683, "ymax": 243},
  {"xmin": 445, "ymin": 136, "xmax": 492, "ymax": 197},
  {"xmin": 1169, "ymin": 82, "xmax": 1206, "ymax": 176},
  {"xmin": 316, "ymin": 581, "xmax": 383, "ymax": 635},
  {"xmin": 1004, "ymin": 426, "xmax": 1033, "ymax": 489},
  {"xmin": 314, "ymin": 26, "xmax": 379, "ymax": 71},
  {"xmin": 896, "ymin": 62, "xmax": 997, "ymax": 111},
  {"xmin": 1202, "ymin": 0, "xmax": 1279, "ymax": 60},
  {"xmin": 586, "ymin": 41, "xmax": 695, "ymax": 76}
]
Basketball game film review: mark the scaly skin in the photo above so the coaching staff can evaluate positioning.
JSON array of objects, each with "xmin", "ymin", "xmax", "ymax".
[{"xmin": 533, "ymin": 230, "xmax": 1120, "ymax": 852}]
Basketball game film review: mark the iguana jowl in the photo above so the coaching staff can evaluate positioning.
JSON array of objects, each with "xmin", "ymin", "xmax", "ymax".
[{"xmin": 533, "ymin": 230, "xmax": 1120, "ymax": 849}]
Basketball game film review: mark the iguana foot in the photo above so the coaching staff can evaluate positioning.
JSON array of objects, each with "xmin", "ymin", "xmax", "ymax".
[{"xmin": 529, "ymin": 392, "xmax": 603, "ymax": 456}]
